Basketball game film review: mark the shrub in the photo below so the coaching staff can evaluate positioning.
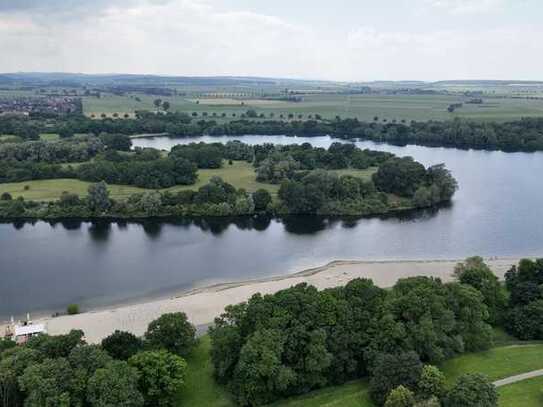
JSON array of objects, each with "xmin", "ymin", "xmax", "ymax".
[
  {"xmin": 67, "ymin": 304, "xmax": 80, "ymax": 315},
  {"xmin": 384, "ymin": 385, "xmax": 416, "ymax": 407}
]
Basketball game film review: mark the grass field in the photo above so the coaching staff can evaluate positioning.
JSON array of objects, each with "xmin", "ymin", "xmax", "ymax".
[
  {"xmin": 178, "ymin": 336, "xmax": 235, "ymax": 407},
  {"xmin": 82, "ymin": 92, "xmax": 543, "ymax": 122},
  {"xmin": 0, "ymin": 162, "xmax": 378, "ymax": 202},
  {"xmin": 499, "ymin": 376, "xmax": 543, "ymax": 407},
  {"xmin": 174, "ymin": 332, "xmax": 543, "ymax": 407},
  {"xmin": 440, "ymin": 344, "xmax": 543, "ymax": 385}
]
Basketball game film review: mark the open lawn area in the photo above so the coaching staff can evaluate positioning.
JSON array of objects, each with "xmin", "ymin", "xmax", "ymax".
[
  {"xmin": 0, "ymin": 161, "xmax": 278, "ymax": 201},
  {"xmin": 177, "ymin": 336, "xmax": 235, "ymax": 407},
  {"xmin": 174, "ymin": 333, "xmax": 543, "ymax": 407},
  {"xmin": 0, "ymin": 161, "xmax": 378, "ymax": 202},
  {"xmin": 499, "ymin": 376, "xmax": 543, "ymax": 407},
  {"xmin": 440, "ymin": 344, "xmax": 543, "ymax": 385}
]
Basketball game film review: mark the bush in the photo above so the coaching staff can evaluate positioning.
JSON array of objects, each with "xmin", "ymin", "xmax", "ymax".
[
  {"xmin": 384, "ymin": 385, "xmax": 416, "ymax": 407},
  {"xmin": 0, "ymin": 192, "xmax": 12, "ymax": 201},
  {"xmin": 144, "ymin": 312, "xmax": 196, "ymax": 357},
  {"xmin": 67, "ymin": 304, "xmax": 80, "ymax": 315}
]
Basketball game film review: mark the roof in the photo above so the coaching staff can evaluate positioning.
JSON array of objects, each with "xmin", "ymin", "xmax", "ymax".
[{"xmin": 14, "ymin": 324, "xmax": 46, "ymax": 337}]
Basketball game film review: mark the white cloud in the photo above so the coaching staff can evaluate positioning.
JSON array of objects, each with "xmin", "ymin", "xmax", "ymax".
[
  {"xmin": 425, "ymin": 0, "xmax": 505, "ymax": 14},
  {"xmin": 0, "ymin": 0, "xmax": 541, "ymax": 81}
]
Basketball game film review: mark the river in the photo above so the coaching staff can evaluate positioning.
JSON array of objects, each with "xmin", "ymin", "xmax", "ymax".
[{"xmin": 1, "ymin": 135, "xmax": 542, "ymax": 319}]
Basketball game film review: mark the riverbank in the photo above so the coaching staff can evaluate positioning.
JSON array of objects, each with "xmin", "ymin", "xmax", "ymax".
[{"xmin": 1, "ymin": 257, "xmax": 523, "ymax": 344}]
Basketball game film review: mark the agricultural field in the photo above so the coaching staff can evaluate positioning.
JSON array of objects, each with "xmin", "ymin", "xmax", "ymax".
[
  {"xmin": 82, "ymin": 92, "xmax": 543, "ymax": 122},
  {"xmin": 175, "ymin": 335, "xmax": 543, "ymax": 407}
]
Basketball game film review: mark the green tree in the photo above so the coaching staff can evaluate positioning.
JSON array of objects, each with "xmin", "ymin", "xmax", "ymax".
[
  {"xmin": 101, "ymin": 330, "xmax": 144, "ymax": 361},
  {"xmin": 68, "ymin": 345, "xmax": 113, "ymax": 403},
  {"xmin": 444, "ymin": 373, "xmax": 497, "ymax": 407},
  {"xmin": 27, "ymin": 330, "xmax": 85, "ymax": 359},
  {"xmin": 418, "ymin": 365, "xmax": 446, "ymax": 399},
  {"xmin": 384, "ymin": 385, "xmax": 416, "ymax": 407},
  {"xmin": 87, "ymin": 361, "xmax": 143, "ymax": 407},
  {"xmin": 87, "ymin": 181, "xmax": 111, "ymax": 212},
  {"xmin": 144, "ymin": 313, "xmax": 196, "ymax": 357},
  {"xmin": 369, "ymin": 352, "xmax": 423, "ymax": 405},
  {"xmin": 18, "ymin": 357, "xmax": 74, "ymax": 407},
  {"xmin": 129, "ymin": 350, "xmax": 187, "ymax": 407},
  {"xmin": 454, "ymin": 257, "xmax": 507, "ymax": 324},
  {"xmin": 0, "ymin": 347, "xmax": 41, "ymax": 407},
  {"xmin": 252, "ymin": 189, "xmax": 272, "ymax": 211},
  {"xmin": 139, "ymin": 192, "xmax": 162, "ymax": 215},
  {"xmin": 232, "ymin": 329, "xmax": 296, "ymax": 406},
  {"xmin": 153, "ymin": 99, "xmax": 162, "ymax": 112},
  {"xmin": 162, "ymin": 101, "xmax": 171, "ymax": 112}
]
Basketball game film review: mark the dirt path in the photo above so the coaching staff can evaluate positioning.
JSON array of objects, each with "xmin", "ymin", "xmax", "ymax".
[{"xmin": 493, "ymin": 369, "xmax": 543, "ymax": 387}]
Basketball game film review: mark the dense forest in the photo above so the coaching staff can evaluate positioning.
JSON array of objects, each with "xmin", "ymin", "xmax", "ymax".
[
  {"xmin": 0, "ymin": 312, "xmax": 197, "ymax": 407},
  {"xmin": 0, "ymin": 139, "xmax": 457, "ymax": 219},
  {"xmin": 3, "ymin": 111, "xmax": 543, "ymax": 151},
  {"xmin": 208, "ymin": 257, "xmax": 541, "ymax": 407}
]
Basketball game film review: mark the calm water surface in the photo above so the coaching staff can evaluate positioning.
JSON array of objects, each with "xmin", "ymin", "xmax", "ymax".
[{"xmin": 1, "ymin": 135, "xmax": 542, "ymax": 318}]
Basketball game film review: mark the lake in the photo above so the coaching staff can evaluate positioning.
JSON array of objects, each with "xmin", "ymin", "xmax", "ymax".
[{"xmin": 2, "ymin": 135, "xmax": 543, "ymax": 319}]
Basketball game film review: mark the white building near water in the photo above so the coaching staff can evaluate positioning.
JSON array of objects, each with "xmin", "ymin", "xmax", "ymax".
[{"xmin": 4, "ymin": 315, "xmax": 47, "ymax": 344}]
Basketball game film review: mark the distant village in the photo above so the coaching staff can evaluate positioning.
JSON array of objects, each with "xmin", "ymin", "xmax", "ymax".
[{"xmin": 0, "ymin": 96, "xmax": 82, "ymax": 116}]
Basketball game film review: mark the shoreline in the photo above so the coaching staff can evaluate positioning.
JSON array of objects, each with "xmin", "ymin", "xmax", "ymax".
[{"xmin": 1, "ymin": 256, "xmax": 525, "ymax": 344}]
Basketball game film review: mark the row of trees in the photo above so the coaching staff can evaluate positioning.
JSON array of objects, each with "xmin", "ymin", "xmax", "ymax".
[
  {"xmin": 0, "ymin": 312, "xmax": 196, "ymax": 407},
  {"xmin": 0, "ymin": 137, "xmax": 104, "ymax": 163},
  {"xmin": 209, "ymin": 259, "xmax": 499, "ymax": 406},
  {"xmin": 4, "ymin": 111, "xmax": 543, "ymax": 152}
]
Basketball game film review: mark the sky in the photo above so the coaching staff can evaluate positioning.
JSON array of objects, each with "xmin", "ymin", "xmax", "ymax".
[{"xmin": 0, "ymin": 0, "xmax": 541, "ymax": 81}]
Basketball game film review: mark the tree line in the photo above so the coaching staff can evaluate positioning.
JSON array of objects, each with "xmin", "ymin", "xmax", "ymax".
[{"xmin": 3, "ymin": 111, "xmax": 543, "ymax": 151}]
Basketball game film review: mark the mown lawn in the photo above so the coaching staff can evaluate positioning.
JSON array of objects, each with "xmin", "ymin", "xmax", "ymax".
[
  {"xmin": 499, "ymin": 376, "xmax": 543, "ymax": 407},
  {"xmin": 0, "ymin": 161, "xmax": 378, "ymax": 202},
  {"xmin": 177, "ymin": 336, "xmax": 235, "ymax": 407}
]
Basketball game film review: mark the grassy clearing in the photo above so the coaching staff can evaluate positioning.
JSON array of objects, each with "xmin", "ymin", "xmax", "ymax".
[
  {"xmin": 271, "ymin": 381, "xmax": 372, "ymax": 407},
  {"xmin": 177, "ymin": 336, "xmax": 235, "ymax": 407},
  {"xmin": 39, "ymin": 133, "xmax": 60, "ymax": 141},
  {"xmin": 82, "ymin": 92, "xmax": 543, "ymax": 122},
  {"xmin": 499, "ymin": 376, "xmax": 543, "ymax": 407},
  {"xmin": 0, "ymin": 161, "xmax": 278, "ymax": 201},
  {"xmin": 0, "ymin": 161, "xmax": 379, "ymax": 202},
  {"xmin": 440, "ymin": 344, "xmax": 543, "ymax": 385}
]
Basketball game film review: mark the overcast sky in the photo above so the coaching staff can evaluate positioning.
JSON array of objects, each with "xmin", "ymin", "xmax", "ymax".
[{"xmin": 0, "ymin": 0, "xmax": 541, "ymax": 81}]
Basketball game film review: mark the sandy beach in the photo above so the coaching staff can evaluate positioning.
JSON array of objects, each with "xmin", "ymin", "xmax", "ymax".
[{"xmin": 1, "ymin": 257, "xmax": 522, "ymax": 344}]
